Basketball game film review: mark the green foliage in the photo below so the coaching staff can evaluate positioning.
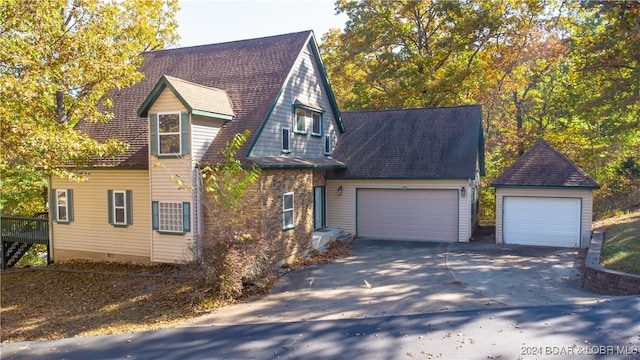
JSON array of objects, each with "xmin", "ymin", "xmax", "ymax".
[
  {"xmin": 1, "ymin": 0, "xmax": 179, "ymax": 212},
  {"xmin": 201, "ymin": 130, "xmax": 262, "ymax": 214},
  {"xmin": 322, "ymin": 0, "xmax": 640, "ymax": 220}
]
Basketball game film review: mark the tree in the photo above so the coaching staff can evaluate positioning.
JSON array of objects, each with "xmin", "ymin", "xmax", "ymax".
[{"xmin": 0, "ymin": 0, "xmax": 179, "ymax": 214}]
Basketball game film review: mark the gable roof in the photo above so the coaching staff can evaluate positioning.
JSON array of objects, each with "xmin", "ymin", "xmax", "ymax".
[
  {"xmin": 328, "ymin": 105, "xmax": 484, "ymax": 179},
  {"xmin": 76, "ymin": 30, "xmax": 342, "ymax": 168},
  {"xmin": 138, "ymin": 75, "xmax": 234, "ymax": 120},
  {"xmin": 492, "ymin": 139, "xmax": 600, "ymax": 189}
]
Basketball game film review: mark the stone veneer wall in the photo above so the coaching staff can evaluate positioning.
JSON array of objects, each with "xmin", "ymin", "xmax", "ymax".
[
  {"xmin": 582, "ymin": 232, "xmax": 640, "ymax": 295},
  {"xmin": 202, "ymin": 168, "xmax": 325, "ymax": 267}
]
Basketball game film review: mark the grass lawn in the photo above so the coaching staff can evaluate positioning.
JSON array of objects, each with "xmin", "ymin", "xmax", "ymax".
[{"xmin": 595, "ymin": 208, "xmax": 640, "ymax": 275}]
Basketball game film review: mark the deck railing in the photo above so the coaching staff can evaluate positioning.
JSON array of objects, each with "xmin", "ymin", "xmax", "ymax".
[{"xmin": 1, "ymin": 213, "xmax": 49, "ymax": 268}]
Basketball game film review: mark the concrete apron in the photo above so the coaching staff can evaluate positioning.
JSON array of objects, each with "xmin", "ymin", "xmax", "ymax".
[{"xmin": 183, "ymin": 239, "xmax": 617, "ymax": 328}]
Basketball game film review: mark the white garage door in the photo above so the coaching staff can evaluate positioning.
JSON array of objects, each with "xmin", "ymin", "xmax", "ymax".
[
  {"xmin": 503, "ymin": 197, "xmax": 581, "ymax": 247},
  {"xmin": 357, "ymin": 189, "xmax": 458, "ymax": 242}
]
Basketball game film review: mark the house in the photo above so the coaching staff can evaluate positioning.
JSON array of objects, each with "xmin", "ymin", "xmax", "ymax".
[
  {"xmin": 47, "ymin": 31, "xmax": 484, "ymax": 265},
  {"xmin": 327, "ymin": 106, "xmax": 485, "ymax": 243},
  {"xmin": 492, "ymin": 139, "xmax": 600, "ymax": 248}
]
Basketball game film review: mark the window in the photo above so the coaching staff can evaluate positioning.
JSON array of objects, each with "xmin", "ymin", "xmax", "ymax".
[
  {"xmin": 152, "ymin": 201, "xmax": 191, "ymax": 234},
  {"xmin": 158, "ymin": 113, "xmax": 181, "ymax": 155},
  {"xmin": 294, "ymin": 107, "xmax": 323, "ymax": 135},
  {"xmin": 149, "ymin": 112, "xmax": 190, "ymax": 157},
  {"xmin": 108, "ymin": 190, "xmax": 132, "ymax": 226},
  {"xmin": 295, "ymin": 108, "xmax": 307, "ymax": 133},
  {"xmin": 282, "ymin": 127, "xmax": 291, "ymax": 153},
  {"xmin": 282, "ymin": 192, "xmax": 294, "ymax": 230},
  {"xmin": 324, "ymin": 134, "xmax": 331, "ymax": 155},
  {"xmin": 311, "ymin": 113, "xmax": 322, "ymax": 136},
  {"xmin": 52, "ymin": 189, "xmax": 73, "ymax": 223}
]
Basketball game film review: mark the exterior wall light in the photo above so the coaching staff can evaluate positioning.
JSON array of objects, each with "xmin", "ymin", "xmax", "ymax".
[
  {"xmin": 337, "ymin": 186, "xmax": 343, "ymax": 196},
  {"xmin": 460, "ymin": 186, "xmax": 466, "ymax": 197}
]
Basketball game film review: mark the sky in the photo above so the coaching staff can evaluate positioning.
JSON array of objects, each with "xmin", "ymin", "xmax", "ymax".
[{"xmin": 175, "ymin": 0, "xmax": 349, "ymax": 48}]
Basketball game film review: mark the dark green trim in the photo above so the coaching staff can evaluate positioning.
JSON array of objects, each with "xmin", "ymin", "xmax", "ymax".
[
  {"xmin": 325, "ymin": 176, "xmax": 474, "ymax": 180},
  {"xmin": 151, "ymin": 201, "xmax": 159, "ymax": 230},
  {"xmin": 182, "ymin": 202, "xmax": 191, "ymax": 233},
  {"xmin": 107, "ymin": 190, "xmax": 114, "ymax": 224},
  {"xmin": 492, "ymin": 184, "xmax": 600, "ymax": 190},
  {"xmin": 180, "ymin": 111, "xmax": 190, "ymax": 156},
  {"xmin": 150, "ymin": 113, "xmax": 158, "ymax": 156},
  {"xmin": 246, "ymin": 32, "xmax": 345, "ymax": 157},
  {"xmin": 138, "ymin": 77, "xmax": 192, "ymax": 117},
  {"xmin": 258, "ymin": 163, "xmax": 347, "ymax": 170},
  {"xmin": 247, "ymin": 82, "xmax": 287, "ymax": 157},
  {"xmin": 308, "ymin": 33, "xmax": 345, "ymax": 133},
  {"xmin": 191, "ymin": 109, "xmax": 233, "ymax": 120},
  {"xmin": 71, "ymin": 166, "xmax": 150, "ymax": 170}
]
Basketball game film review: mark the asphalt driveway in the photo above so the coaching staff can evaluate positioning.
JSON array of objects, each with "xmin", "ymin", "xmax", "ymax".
[{"xmin": 184, "ymin": 239, "xmax": 615, "ymax": 328}]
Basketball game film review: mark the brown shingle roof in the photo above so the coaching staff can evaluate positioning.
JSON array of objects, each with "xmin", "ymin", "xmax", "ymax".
[
  {"xmin": 492, "ymin": 139, "xmax": 599, "ymax": 188},
  {"xmin": 159, "ymin": 76, "xmax": 234, "ymax": 118},
  {"xmin": 328, "ymin": 105, "xmax": 484, "ymax": 179},
  {"xmin": 76, "ymin": 31, "xmax": 313, "ymax": 167}
]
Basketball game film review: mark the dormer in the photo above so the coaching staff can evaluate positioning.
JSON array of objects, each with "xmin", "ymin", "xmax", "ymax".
[{"xmin": 138, "ymin": 75, "xmax": 234, "ymax": 161}]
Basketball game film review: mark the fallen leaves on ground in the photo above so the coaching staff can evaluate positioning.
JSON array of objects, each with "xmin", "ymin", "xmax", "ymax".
[{"xmin": 1, "ymin": 240, "xmax": 355, "ymax": 343}]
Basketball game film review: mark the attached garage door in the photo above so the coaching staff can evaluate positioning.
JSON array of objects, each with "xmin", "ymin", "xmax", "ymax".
[
  {"xmin": 503, "ymin": 197, "xmax": 581, "ymax": 247},
  {"xmin": 357, "ymin": 189, "xmax": 458, "ymax": 242}
]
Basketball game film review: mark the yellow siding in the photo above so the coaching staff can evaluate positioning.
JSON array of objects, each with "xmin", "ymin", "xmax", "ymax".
[
  {"xmin": 149, "ymin": 88, "xmax": 187, "ymax": 113},
  {"xmin": 495, "ymin": 188, "xmax": 594, "ymax": 246},
  {"xmin": 50, "ymin": 170, "xmax": 151, "ymax": 260},
  {"xmin": 147, "ymin": 87, "xmax": 197, "ymax": 263},
  {"xmin": 150, "ymin": 142, "xmax": 195, "ymax": 263},
  {"xmin": 326, "ymin": 179, "xmax": 471, "ymax": 242}
]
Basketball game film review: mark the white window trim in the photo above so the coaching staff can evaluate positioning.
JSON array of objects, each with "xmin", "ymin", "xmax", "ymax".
[
  {"xmin": 159, "ymin": 201, "xmax": 184, "ymax": 233},
  {"xmin": 112, "ymin": 190, "xmax": 127, "ymax": 225},
  {"xmin": 311, "ymin": 112, "xmax": 322, "ymax": 137},
  {"xmin": 56, "ymin": 189, "xmax": 69, "ymax": 222},
  {"xmin": 157, "ymin": 112, "xmax": 182, "ymax": 156},
  {"xmin": 324, "ymin": 134, "xmax": 332, "ymax": 155},
  {"xmin": 282, "ymin": 192, "xmax": 294, "ymax": 230},
  {"xmin": 282, "ymin": 127, "xmax": 291, "ymax": 153},
  {"xmin": 294, "ymin": 108, "xmax": 307, "ymax": 134}
]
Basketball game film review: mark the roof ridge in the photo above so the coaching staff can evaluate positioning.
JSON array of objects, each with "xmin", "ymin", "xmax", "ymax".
[
  {"xmin": 342, "ymin": 104, "xmax": 481, "ymax": 114},
  {"xmin": 534, "ymin": 139, "xmax": 594, "ymax": 179},
  {"xmin": 163, "ymin": 75, "xmax": 227, "ymax": 93},
  {"xmin": 146, "ymin": 30, "xmax": 314, "ymax": 54}
]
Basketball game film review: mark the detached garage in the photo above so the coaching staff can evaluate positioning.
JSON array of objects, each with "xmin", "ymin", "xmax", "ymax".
[
  {"xmin": 492, "ymin": 140, "xmax": 600, "ymax": 248},
  {"xmin": 326, "ymin": 105, "xmax": 485, "ymax": 243}
]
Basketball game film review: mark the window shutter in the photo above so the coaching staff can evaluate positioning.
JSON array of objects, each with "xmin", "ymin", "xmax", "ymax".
[
  {"xmin": 107, "ymin": 190, "xmax": 114, "ymax": 224},
  {"xmin": 50, "ymin": 188, "xmax": 57, "ymax": 221},
  {"xmin": 126, "ymin": 190, "xmax": 133, "ymax": 225},
  {"xmin": 182, "ymin": 202, "xmax": 191, "ymax": 233},
  {"xmin": 151, "ymin": 201, "xmax": 159, "ymax": 230},
  {"xmin": 180, "ymin": 112, "xmax": 190, "ymax": 155},
  {"xmin": 150, "ymin": 113, "xmax": 158, "ymax": 156},
  {"xmin": 67, "ymin": 189, "xmax": 74, "ymax": 222}
]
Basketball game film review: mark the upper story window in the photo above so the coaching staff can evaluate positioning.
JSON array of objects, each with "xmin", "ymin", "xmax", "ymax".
[
  {"xmin": 293, "ymin": 102, "xmax": 323, "ymax": 136},
  {"xmin": 282, "ymin": 127, "xmax": 291, "ymax": 153},
  {"xmin": 324, "ymin": 134, "xmax": 332, "ymax": 155},
  {"xmin": 149, "ymin": 112, "xmax": 190, "ymax": 157},
  {"xmin": 159, "ymin": 113, "xmax": 181, "ymax": 155}
]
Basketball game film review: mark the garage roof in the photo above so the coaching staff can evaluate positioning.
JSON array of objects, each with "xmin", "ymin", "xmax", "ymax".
[
  {"xmin": 327, "ymin": 105, "xmax": 484, "ymax": 179},
  {"xmin": 492, "ymin": 139, "xmax": 600, "ymax": 189}
]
